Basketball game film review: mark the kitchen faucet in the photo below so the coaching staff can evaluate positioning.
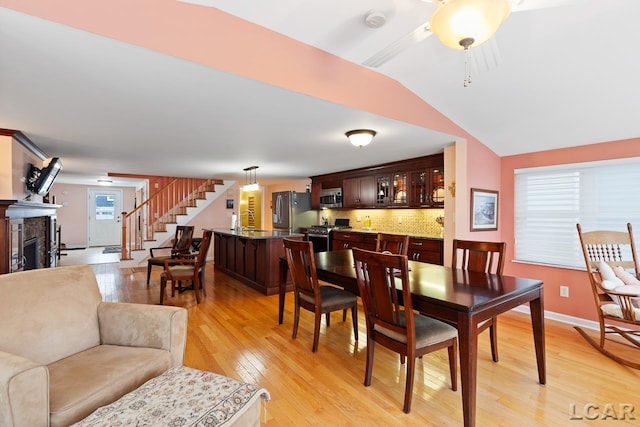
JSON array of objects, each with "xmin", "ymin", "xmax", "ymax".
[{"xmin": 238, "ymin": 210, "xmax": 256, "ymax": 231}]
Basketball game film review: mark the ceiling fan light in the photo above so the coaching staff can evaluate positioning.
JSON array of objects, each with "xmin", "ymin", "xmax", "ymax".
[
  {"xmin": 430, "ymin": 0, "xmax": 511, "ymax": 50},
  {"xmin": 346, "ymin": 129, "xmax": 376, "ymax": 148}
]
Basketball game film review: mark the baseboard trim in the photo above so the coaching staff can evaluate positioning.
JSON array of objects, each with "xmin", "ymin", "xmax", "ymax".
[{"xmin": 511, "ymin": 306, "xmax": 599, "ymax": 331}]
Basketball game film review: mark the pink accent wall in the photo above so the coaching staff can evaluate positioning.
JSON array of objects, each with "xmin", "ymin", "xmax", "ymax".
[{"xmin": 501, "ymin": 138, "xmax": 640, "ymax": 320}]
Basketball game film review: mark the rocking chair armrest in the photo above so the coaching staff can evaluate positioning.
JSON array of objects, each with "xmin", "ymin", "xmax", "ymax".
[
  {"xmin": 608, "ymin": 286, "xmax": 640, "ymax": 297},
  {"xmin": 150, "ymin": 246, "xmax": 173, "ymax": 257}
]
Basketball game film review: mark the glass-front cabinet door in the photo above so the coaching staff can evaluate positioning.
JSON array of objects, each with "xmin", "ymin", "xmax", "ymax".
[
  {"xmin": 410, "ymin": 171, "xmax": 429, "ymax": 207},
  {"xmin": 376, "ymin": 175, "xmax": 390, "ymax": 206},
  {"xmin": 430, "ymin": 167, "xmax": 445, "ymax": 207},
  {"xmin": 391, "ymin": 172, "xmax": 408, "ymax": 206}
]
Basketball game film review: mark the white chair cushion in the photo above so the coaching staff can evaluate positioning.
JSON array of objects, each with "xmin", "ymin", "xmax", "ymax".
[
  {"xmin": 601, "ymin": 303, "xmax": 640, "ymax": 319},
  {"xmin": 613, "ymin": 265, "xmax": 640, "ymax": 286}
]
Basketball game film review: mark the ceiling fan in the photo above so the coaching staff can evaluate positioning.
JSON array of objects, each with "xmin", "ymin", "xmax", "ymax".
[{"xmin": 362, "ymin": 0, "xmax": 577, "ymax": 68}]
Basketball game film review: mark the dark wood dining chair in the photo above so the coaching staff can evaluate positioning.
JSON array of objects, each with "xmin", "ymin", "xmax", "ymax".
[
  {"xmin": 283, "ymin": 238, "xmax": 358, "ymax": 352},
  {"xmin": 160, "ymin": 229, "xmax": 212, "ymax": 304},
  {"xmin": 576, "ymin": 223, "xmax": 640, "ymax": 369},
  {"xmin": 352, "ymin": 247, "xmax": 458, "ymax": 413},
  {"xmin": 375, "ymin": 232, "xmax": 409, "ymax": 256},
  {"xmin": 452, "ymin": 239, "xmax": 506, "ymax": 362},
  {"xmin": 146, "ymin": 225, "xmax": 194, "ymax": 286}
]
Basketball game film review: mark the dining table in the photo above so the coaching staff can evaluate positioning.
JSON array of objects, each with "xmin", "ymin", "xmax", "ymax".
[{"xmin": 278, "ymin": 250, "xmax": 546, "ymax": 427}]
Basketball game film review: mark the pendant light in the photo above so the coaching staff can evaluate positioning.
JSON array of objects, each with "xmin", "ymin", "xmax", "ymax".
[{"xmin": 242, "ymin": 166, "xmax": 259, "ymax": 192}]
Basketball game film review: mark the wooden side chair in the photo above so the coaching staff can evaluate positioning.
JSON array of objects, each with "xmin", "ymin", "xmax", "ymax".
[
  {"xmin": 160, "ymin": 229, "xmax": 212, "ymax": 304},
  {"xmin": 146, "ymin": 225, "xmax": 194, "ymax": 286},
  {"xmin": 352, "ymin": 247, "xmax": 458, "ymax": 413},
  {"xmin": 576, "ymin": 223, "xmax": 640, "ymax": 369},
  {"xmin": 452, "ymin": 239, "xmax": 506, "ymax": 362},
  {"xmin": 283, "ymin": 238, "xmax": 358, "ymax": 353},
  {"xmin": 375, "ymin": 233, "xmax": 409, "ymax": 256}
]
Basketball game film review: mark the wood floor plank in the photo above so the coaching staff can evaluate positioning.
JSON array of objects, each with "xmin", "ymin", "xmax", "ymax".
[{"xmin": 87, "ymin": 262, "xmax": 640, "ymax": 426}]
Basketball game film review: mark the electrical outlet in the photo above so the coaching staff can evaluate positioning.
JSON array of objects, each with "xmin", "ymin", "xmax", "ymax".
[
  {"xmin": 560, "ymin": 285, "xmax": 569, "ymax": 298},
  {"xmin": 356, "ymin": 216, "xmax": 361, "ymax": 222},
  {"xmin": 398, "ymin": 217, "xmax": 402, "ymax": 224}
]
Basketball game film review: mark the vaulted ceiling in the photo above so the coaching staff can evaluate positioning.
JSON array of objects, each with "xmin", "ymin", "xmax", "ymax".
[{"xmin": 0, "ymin": 0, "xmax": 638, "ymax": 186}]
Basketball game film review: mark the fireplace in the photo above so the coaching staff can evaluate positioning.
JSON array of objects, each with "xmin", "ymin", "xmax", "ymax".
[{"xmin": 24, "ymin": 237, "xmax": 38, "ymax": 270}]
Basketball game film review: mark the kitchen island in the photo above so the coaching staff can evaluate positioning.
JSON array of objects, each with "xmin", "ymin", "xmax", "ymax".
[{"xmin": 210, "ymin": 229, "xmax": 304, "ymax": 295}]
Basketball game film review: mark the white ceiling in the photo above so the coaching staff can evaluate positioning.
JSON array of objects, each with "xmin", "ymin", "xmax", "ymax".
[{"xmin": 0, "ymin": 0, "xmax": 638, "ymax": 187}]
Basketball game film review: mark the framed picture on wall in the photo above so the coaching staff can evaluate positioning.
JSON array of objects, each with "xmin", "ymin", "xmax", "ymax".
[
  {"xmin": 226, "ymin": 199, "xmax": 234, "ymax": 209},
  {"xmin": 470, "ymin": 188, "xmax": 498, "ymax": 231}
]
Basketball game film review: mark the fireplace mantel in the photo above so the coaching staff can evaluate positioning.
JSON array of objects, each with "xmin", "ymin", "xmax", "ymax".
[{"xmin": 1, "ymin": 199, "xmax": 61, "ymax": 219}]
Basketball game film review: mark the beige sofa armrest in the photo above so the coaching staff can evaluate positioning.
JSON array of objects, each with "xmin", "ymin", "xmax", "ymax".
[
  {"xmin": 0, "ymin": 351, "xmax": 49, "ymax": 427},
  {"xmin": 98, "ymin": 303, "xmax": 187, "ymax": 367}
]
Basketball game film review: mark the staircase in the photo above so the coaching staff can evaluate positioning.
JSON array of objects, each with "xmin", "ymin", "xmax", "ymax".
[{"xmin": 119, "ymin": 177, "xmax": 232, "ymax": 268}]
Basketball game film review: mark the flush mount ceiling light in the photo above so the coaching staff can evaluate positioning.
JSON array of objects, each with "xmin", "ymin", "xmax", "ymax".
[
  {"xmin": 97, "ymin": 179, "xmax": 112, "ymax": 186},
  {"xmin": 346, "ymin": 129, "xmax": 377, "ymax": 148},
  {"xmin": 242, "ymin": 165, "xmax": 259, "ymax": 192}
]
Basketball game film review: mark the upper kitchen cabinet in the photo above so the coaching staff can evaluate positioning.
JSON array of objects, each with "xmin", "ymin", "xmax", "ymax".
[
  {"xmin": 409, "ymin": 167, "xmax": 444, "ymax": 208},
  {"xmin": 343, "ymin": 176, "xmax": 375, "ymax": 208},
  {"xmin": 310, "ymin": 153, "xmax": 444, "ymax": 210}
]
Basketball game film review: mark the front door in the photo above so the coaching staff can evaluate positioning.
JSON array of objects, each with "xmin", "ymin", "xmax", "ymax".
[{"xmin": 88, "ymin": 188, "xmax": 122, "ymax": 247}]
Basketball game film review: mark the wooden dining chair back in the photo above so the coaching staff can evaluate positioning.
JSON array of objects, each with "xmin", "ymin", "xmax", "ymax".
[
  {"xmin": 576, "ymin": 223, "xmax": 640, "ymax": 369},
  {"xmin": 283, "ymin": 238, "xmax": 358, "ymax": 352},
  {"xmin": 160, "ymin": 229, "xmax": 212, "ymax": 304},
  {"xmin": 352, "ymin": 247, "xmax": 458, "ymax": 413},
  {"xmin": 147, "ymin": 225, "xmax": 194, "ymax": 286},
  {"xmin": 375, "ymin": 233, "xmax": 409, "ymax": 256},
  {"xmin": 452, "ymin": 239, "xmax": 506, "ymax": 362}
]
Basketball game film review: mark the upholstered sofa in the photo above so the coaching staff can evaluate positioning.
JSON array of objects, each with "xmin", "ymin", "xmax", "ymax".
[{"xmin": 0, "ymin": 265, "xmax": 187, "ymax": 427}]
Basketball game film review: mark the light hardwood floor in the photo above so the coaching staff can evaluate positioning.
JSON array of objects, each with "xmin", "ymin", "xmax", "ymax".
[{"xmin": 86, "ymin": 262, "xmax": 640, "ymax": 426}]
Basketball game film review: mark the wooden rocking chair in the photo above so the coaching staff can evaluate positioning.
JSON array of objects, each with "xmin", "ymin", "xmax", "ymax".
[{"xmin": 576, "ymin": 223, "xmax": 640, "ymax": 369}]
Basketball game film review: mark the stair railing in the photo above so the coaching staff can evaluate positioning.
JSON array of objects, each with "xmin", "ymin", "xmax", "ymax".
[{"xmin": 120, "ymin": 177, "xmax": 222, "ymax": 260}]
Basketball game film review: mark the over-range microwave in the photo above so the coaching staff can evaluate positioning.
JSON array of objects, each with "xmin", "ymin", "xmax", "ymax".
[{"xmin": 320, "ymin": 188, "xmax": 342, "ymax": 208}]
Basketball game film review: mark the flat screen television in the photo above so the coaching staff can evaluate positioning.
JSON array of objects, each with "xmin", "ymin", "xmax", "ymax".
[{"xmin": 26, "ymin": 157, "xmax": 63, "ymax": 196}]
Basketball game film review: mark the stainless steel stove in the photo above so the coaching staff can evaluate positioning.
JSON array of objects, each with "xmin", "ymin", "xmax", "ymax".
[{"xmin": 307, "ymin": 220, "xmax": 351, "ymax": 252}]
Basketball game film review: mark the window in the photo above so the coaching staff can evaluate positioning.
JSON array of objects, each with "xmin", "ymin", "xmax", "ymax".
[
  {"xmin": 514, "ymin": 158, "xmax": 640, "ymax": 268},
  {"xmin": 95, "ymin": 194, "xmax": 115, "ymax": 220}
]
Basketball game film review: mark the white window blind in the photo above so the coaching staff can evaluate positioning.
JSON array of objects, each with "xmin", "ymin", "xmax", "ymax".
[{"xmin": 514, "ymin": 158, "xmax": 640, "ymax": 268}]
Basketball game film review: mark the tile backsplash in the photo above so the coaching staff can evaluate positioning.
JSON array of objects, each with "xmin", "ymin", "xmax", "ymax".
[{"xmin": 323, "ymin": 209, "xmax": 445, "ymax": 238}]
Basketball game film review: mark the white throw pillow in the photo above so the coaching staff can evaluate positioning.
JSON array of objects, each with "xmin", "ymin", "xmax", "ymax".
[
  {"xmin": 601, "ymin": 279, "xmax": 623, "ymax": 290},
  {"xmin": 613, "ymin": 265, "xmax": 640, "ymax": 286},
  {"xmin": 598, "ymin": 261, "xmax": 617, "ymax": 281}
]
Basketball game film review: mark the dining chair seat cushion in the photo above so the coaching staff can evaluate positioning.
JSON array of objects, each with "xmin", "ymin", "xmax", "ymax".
[
  {"xmin": 374, "ymin": 311, "xmax": 457, "ymax": 347},
  {"xmin": 149, "ymin": 255, "xmax": 172, "ymax": 266},
  {"xmin": 299, "ymin": 285, "xmax": 357, "ymax": 307},
  {"xmin": 161, "ymin": 265, "xmax": 195, "ymax": 278}
]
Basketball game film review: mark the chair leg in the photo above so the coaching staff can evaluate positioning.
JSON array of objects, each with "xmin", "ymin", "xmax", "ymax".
[
  {"xmin": 146, "ymin": 264, "xmax": 152, "ymax": 287},
  {"xmin": 194, "ymin": 276, "xmax": 201, "ymax": 304},
  {"xmin": 364, "ymin": 336, "xmax": 375, "ymax": 387},
  {"xmin": 200, "ymin": 269, "xmax": 207, "ymax": 297},
  {"xmin": 343, "ymin": 308, "xmax": 347, "ymax": 322},
  {"xmin": 489, "ymin": 317, "xmax": 499, "ymax": 363},
  {"xmin": 448, "ymin": 340, "xmax": 458, "ymax": 391},
  {"xmin": 351, "ymin": 304, "xmax": 358, "ymax": 341},
  {"xmin": 325, "ymin": 312, "xmax": 331, "ymax": 327},
  {"xmin": 312, "ymin": 310, "xmax": 322, "ymax": 352},
  {"xmin": 403, "ymin": 355, "xmax": 416, "ymax": 413},
  {"xmin": 292, "ymin": 301, "xmax": 300, "ymax": 340},
  {"xmin": 160, "ymin": 276, "xmax": 166, "ymax": 304}
]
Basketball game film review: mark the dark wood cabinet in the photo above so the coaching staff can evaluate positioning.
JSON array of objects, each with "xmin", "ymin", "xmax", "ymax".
[
  {"xmin": 331, "ymin": 231, "xmax": 377, "ymax": 251},
  {"xmin": 408, "ymin": 237, "xmax": 443, "ymax": 265},
  {"xmin": 213, "ymin": 231, "xmax": 303, "ymax": 295},
  {"xmin": 311, "ymin": 153, "xmax": 444, "ymax": 210},
  {"xmin": 343, "ymin": 176, "xmax": 375, "ymax": 208},
  {"xmin": 409, "ymin": 167, "xmax": 444, "ymax": 208}
]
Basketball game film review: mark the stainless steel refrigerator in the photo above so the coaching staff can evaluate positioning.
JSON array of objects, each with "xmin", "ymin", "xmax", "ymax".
[{"xmin": 272, "ymin": 191, "xmax": 316, "ymax": 232}]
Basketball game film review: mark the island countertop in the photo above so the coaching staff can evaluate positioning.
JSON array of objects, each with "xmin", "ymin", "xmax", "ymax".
[{"xmin": 208, "ymin": 228, "xmax": 304, "ymax": 240}]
